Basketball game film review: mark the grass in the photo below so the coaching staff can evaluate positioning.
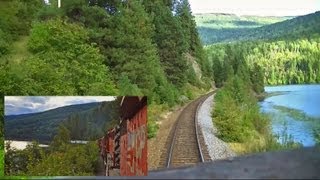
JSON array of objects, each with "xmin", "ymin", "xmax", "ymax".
[
  {"xmin": 1, "ymin": 36, "xmax": 30, "ymax": 64},
  {"xmin": 228, "ymin": 135, "xmax": 266, "ymax": 155},
  {"xmin": 228, "ymin": 123, "xmax": 302, "ymax": 155},
  {"xmin": 9, "ymin": 36, "xmax": 30, "ymax": 63}
]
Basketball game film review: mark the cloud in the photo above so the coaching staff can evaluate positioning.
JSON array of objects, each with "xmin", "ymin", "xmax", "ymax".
[{"xmin": 4, "ymin": 96, "xmax": 116, "ymax": 116}]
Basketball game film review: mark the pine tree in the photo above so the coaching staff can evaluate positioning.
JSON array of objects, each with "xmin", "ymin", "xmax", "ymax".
[
  {"xmin": 175, "ymin": 0, "xmax": 212, "ymax": 78},
  {"xmin": 101, "ymin": 0, "xmax": 168, "ymax": 99},
  {"xmin": 144, "ymin": 0, "xmax": 189, "ymax": 87}
]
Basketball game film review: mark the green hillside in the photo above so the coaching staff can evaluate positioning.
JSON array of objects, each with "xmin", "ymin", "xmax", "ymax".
[
  {"xmin": 196, "ymin": 12, "xmax": 320, "ymax": 44},
  {"xmin": 195, "ymin": 13, "xmax": 291, "ymax": 44},
  {"xmin": 5, "ymin": 101, "xmax": 117, "ymax": 143}
]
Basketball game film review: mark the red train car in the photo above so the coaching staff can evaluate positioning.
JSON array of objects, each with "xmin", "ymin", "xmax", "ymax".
[{"xmin": 98, "ymin": 96, "xmax": 147, "ymax": 176}]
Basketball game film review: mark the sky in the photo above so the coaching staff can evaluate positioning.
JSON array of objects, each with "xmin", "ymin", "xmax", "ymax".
[
  {"xmin": 189, "ymin": 0, "xmax": 320, "ymax": 16},
  {"xmin": 4, "ymin": 96, "xmax": 116, "ymax": 116}
]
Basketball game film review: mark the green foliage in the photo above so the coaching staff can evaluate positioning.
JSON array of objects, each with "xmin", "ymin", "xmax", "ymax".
[
  {"xmin": 28, "ymin": 19, "xmax": 88, "ymax": 53},
  {"xmin": 0, "ymin": 150, "xmax": 3, "ymax": 177},
  {"xmin": 117, "ymin": 75, "xmax": 143, "ymax": 96},
  {"xmin": 0, "ymin": 98, "xmax": 3, "ymax": 149},
  {"xmin": 0, "ymin": 0, "xmax": 43, "ymax": 58},
  {"xmin": 50, "ymin": 125, "xmax": 71, "ymax": 152},
  {"xmin": 176, "ymin": 0, "xmax": 212, "ymax": 77},
  {"xmin": 0, "ymin": 29, "xmax": 10, "ymax": 56},
  {"xmin": 36, "ymin": 5, "xmax": 63, "ymax": 21},
  {"xmin": 25, "ymin": 141, "xmax": 45, "ymax": 171},
  {"xmin": 28, "ymin": 143, "xmax": 98, "ymax": 176},
  {"xmin": 213, "ymin": 76, "xmax": 258, "ymax": 142},
  {"xmin": 250, "ymin": 63, "xmax": 265, "ymax": 93},
  {"xmin": 5, "ymin": 142, "xmax": 29, "ymax": 176},
  {"xmin": 62, "ymin": 100, "xmax": 120, "ymax": 141},
  {"xmin": 0, "ymin": 19, "xmax": 117, "ymax": 96},
  {"xmin": 147, "ymin": 104, "xmax": 163, "ymax": 139},
  {"xmin": 245, "ymin": 39, "xmax": 320, "ymax": 85},
  {"xmin": 100, "ymin": 1, "xmax": 171, "ymax": 101},
  {"xmin": 144, "ymin": 0, "xmax": 189, "ymax": 87},
  {"xmin": 5, "ymin": 126, "xmax": 99, "ymax": 176},
  {"xmin": 207, "ymin": 38, "xmax": 320, "ymax": 86}
]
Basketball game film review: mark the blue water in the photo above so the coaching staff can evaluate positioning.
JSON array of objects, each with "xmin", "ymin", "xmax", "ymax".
[{"xmin": 260, "ymin": 84, "xmax": 320, "ymax": 147}]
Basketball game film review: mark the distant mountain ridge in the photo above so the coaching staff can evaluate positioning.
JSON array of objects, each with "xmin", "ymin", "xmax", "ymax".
[
  {"xmin": 5, "ymin": 101, "xmax": 117, "ymax": 143},
  {"xmin": 194, "ymin": 12, "xmax": 295, "ymax": 18},
  {"xmin": 195, "ymin": 11, "xmax": 320, "ymax": 44},
  {"xmin": 5, "ymin": 102, "xmax": 100, "ymax": 119}
]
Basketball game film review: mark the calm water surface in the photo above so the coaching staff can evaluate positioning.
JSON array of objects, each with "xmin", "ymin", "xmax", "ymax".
[{"xmin": 260, "ymin": 84, "xmax": 320, "ymax": 147}]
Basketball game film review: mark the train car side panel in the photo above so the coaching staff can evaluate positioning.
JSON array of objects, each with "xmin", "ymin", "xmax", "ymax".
[{"xmin": 122, "ymin": 105, "xmax": 147, "ymax": 176}]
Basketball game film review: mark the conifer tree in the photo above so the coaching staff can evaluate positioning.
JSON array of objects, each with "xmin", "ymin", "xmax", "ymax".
[
  {"xmin": 175, "ymin": 0, "xmax": 212, "ymax": 78},
  {"xmin": 101, "ymin": 0, "xmax": 168, "ymax": 99},
  {"xmin": 144, "ymin": 0, "xmax": 189, "ymax": 86}
]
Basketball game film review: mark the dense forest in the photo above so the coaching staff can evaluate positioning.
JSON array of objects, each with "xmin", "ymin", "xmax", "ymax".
[
  {"xmin": 0, "ymin": 0, "xmax": 212, "ymax": 145},
  {"xmin": 207, "ymin": 38, "xmax": 320, "ymax": 86},
  {"xmin": 196, "ymin": 11, "xmax": 320, "ymax": 44},
  {"xmin": 5, "ymin": 100, "xmax": 119, "ymax": 143}
]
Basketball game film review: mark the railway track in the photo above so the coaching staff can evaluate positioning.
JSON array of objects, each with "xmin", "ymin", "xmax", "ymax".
[{"xmin": 159, "ymin": 92, "xmax": 214, "ymax": 169}]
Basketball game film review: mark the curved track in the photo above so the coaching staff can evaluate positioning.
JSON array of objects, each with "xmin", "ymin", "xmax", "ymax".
[{"xmin": 165, "ymin": 92, "xmax": 214, "ymax": 168}]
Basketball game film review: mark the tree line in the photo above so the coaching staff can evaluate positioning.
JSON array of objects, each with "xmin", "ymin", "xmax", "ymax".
[
  {"xmin": 207, "ymin": 37, "xmax": 320, "ymax": 86},
  {"xmin": 197, "ymin": 11, "xmax": 320, "ymax": 44}
]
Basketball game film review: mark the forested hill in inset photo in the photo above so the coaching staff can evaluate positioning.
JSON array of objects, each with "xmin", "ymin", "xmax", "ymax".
[
  {"xmin": 5, "ymin": 101, "xmax": 118, "ymax": 143},
  {"xmin": 196, "ymin": 11, "xmax": 320, "ymax": 44}
]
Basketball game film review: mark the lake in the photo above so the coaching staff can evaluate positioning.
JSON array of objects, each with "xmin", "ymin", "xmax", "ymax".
[{"xmin": 260, "ymin": 84, "xmax": 320, "ymax": 147}]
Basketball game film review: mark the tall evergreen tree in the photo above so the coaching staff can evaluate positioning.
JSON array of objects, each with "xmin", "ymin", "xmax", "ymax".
[
  {"xmin": 175, "ymin": 0, "xmax": 212, "ymax": 78},
  {"xmin": 144, "ymin": 0, "xmax": 189, "ymax": 86},
  {"xmin": 100, "ymin": 0, "xmax": 167, "ymax": 99}
]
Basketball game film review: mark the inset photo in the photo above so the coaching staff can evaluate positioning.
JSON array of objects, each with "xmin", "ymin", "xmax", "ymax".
[{"xmin": 4, "ymin": 96, "xmax": 147, "ymax": 176}]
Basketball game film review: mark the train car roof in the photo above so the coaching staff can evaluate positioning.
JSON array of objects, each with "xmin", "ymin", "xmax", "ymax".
[{"xmin": 119, "ymin": 96, "xmax": 147, "ymax": 120}]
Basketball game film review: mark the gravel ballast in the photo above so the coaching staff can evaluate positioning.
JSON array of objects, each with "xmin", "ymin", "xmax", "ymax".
[{"xmin": 197, "ymin": 94, "xmax": 236, "ymax": 161}]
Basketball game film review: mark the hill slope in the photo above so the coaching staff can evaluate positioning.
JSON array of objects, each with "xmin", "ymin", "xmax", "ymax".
[
  {"xmin": 195, "ymin": 13, "xmax": 291, "ymax": 44},
  {"xmin": 196, "ymin": 12, "xmax": 320, "ymax": 44},
  {"xmin": 5, "ymin": 101, "xmax": 117, "ymax": 143}
]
